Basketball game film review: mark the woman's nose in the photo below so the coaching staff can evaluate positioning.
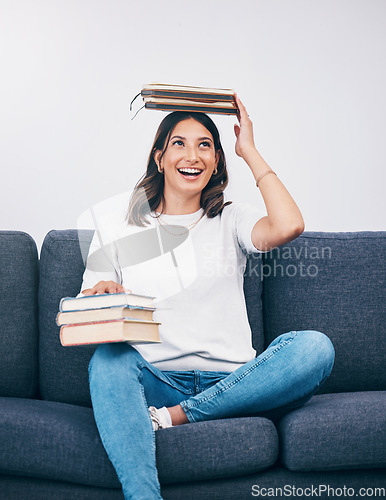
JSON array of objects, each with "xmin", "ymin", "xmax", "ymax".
[{"xmin": 185, "ymin": 146, "xmax": 198, "ymax": 163}]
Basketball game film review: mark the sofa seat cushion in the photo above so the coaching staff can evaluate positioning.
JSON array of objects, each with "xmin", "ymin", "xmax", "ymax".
[
  {"xmin": 279, "ymin": 391, "xmax": 386, "ymax": 471},
  {"xmin": 0, "ymin": 398, "xmax": 119, "ymax": 488},
  {"xmin": 156, "ymin": 417, "xmax": 278, "ymax": 484},
  {"xmin": 0, "ymin": 398, "xmax": 278, "ymax": 487}
]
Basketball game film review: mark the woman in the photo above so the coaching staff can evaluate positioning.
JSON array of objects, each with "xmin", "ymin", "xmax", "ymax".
[{"xmin": 81, "ymin": 94, "xmax": 335, "ymax": 499}]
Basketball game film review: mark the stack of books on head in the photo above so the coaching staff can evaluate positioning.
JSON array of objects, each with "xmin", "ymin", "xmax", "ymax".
[
  {"xmin": 57, "ymin": 292, "xmax": 161, "ymax": 346},
  {"xmin": 138, "ymin": 83, "xmax": 238, "ymax": 115}
]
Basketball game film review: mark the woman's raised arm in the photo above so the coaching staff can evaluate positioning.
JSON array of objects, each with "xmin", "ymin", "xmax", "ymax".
[{"xmin": 234, "ymin": 93, "xmax": 305, "ymax": 252}]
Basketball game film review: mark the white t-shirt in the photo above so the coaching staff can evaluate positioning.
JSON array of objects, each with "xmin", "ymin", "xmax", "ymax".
[{"xmin": 79, "ymin": 202, "xmax": 267, "ymax": 372}]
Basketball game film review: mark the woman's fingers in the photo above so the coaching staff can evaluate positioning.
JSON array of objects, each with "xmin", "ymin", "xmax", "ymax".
[
  {"xmin": 233, "ymin": 92, "xmax": 257, "ymax": 160},
  {"xmin": 234, "ymin": 93, "xmax": 241, "ymax": 123},
  {"xmin": 234, "ymin": 93, "xmax": 249, "ymax": 121},
  {"xmin": 235, "ymin": 94, "xmax": 241, "ymax": 123},
  {"xmin": 84, "ymin": 281, "xmax": 128, "ymax": 295}
]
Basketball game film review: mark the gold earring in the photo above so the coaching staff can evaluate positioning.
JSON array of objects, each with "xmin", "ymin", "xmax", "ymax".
[{"xmin": 213, "ymin": 168, "xmax": 218, "ymax": 175}]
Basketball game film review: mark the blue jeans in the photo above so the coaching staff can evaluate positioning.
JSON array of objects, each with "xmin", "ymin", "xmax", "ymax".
[{"xmin": 88, "ymin": 330, "xmax": 335, "ymax": 500}]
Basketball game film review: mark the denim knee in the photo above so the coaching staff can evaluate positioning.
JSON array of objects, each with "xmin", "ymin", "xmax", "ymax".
[
  {"xmin": 89, "ymin": 343, "xmax": 142, "ymax": 378},
  {"xmin": 300, "ymin": 330, "xmax": 335, "ymax": 377}
]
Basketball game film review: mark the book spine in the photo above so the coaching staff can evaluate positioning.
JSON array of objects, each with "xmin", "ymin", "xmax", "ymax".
[
  {"xmin": 59, "ymin": 331, "xmax": 124, "ymax": 347},
  {"xmin": 145, "ymin": 103, "xmax": 238, "ymax": 115},
  {"xmin": 144, "ymin": 84, "xmax": 234, "ymax": 93},
  {"xmin": 61, "ymin": 318, "xmax": 160, "ymax": 327},
  {"xmin": 141, "ymin": 90, "xmax": 234, "ymax": 101},
  {"xmin": 59, "ymin": 296, "xmax": 73, "ymax": 312},
  {"xmin": 60, "ymin": 338, "xmax": 160, "ymax": 347},
  {"xmin": 59, "ymin": 293, "xmax": 156, "ymax": 312},
  {"xmin": 58, "ymin": 306, "xmax": 156, "ymax": 322},
  {"xmin": 56, "ymin": 312, "xmax": 62, "ymax": 326}
]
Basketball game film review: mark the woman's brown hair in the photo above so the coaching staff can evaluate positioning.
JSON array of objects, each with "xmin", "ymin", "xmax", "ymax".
[{"xmin": 127, "ymin": 111, "xmax": 232, "ymax": 226}]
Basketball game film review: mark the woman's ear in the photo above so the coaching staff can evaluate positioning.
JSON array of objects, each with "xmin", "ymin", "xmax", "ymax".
[
  {"xmin": 153, "ymin": 149, "xmax": 162, "ymax": 168},
  {"xmin": 154, "ymin": 149, "xmax": 164, "ymax": 173},
  {"xmin": 215, "ymin": 150, "xmax": 220, "ymax": 167}
]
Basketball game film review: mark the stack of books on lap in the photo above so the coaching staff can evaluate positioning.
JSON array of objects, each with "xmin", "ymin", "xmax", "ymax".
[
  {"xmin": 57, "ymin": 292, "xmax": 161, "ymax": 346},
  {"xmin": 139, "ymin": 83, "xmax": 238, "ymax": 115}
]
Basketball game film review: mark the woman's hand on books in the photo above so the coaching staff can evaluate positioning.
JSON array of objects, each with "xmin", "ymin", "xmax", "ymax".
[
  {"xmin": 82, "ymin": 281, "xmax": 131, "ymax": 296},
  {"xmin": 233, "ymin": 93, "xmax": 258, "ymax": 164}
]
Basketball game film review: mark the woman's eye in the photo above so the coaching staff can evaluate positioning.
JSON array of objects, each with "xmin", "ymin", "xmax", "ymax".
[
  {"xmin": 200, "ymin": 141, "xmax": 211, "ymax": 147},
  {"xmin": 172, "ymin": 140, "xmax": 184, "ymax": 146}
]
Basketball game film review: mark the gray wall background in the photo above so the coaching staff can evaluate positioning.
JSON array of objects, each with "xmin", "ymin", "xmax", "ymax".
[{"xmin": 1, "ymin": 0, "xmax": 385, "ymax": 250}]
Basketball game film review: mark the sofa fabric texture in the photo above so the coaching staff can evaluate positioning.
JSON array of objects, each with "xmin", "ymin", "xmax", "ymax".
[
  {"xmin": 262, "ymin": 232, "xmax": 386, "ymax": 394},
  {"xmin": 279, "ymin": 391, "xmax": 386, "ymax": 471},
  {"xmin": 2, "ymin": 469, "xmax": 386, "ymax": 500},
  {"xmin": 0, "ymin": 398, "xmax": 278, "ymax": 488},
  {"xmin": 38, "ymin": 230, "xmax": 96, "ymax": 407},
  {"xmin": 0, "ymin": 231, "xmax": 39, "ymax": 399},
  {"xmin": 0, "ymin": 229, "xmax": 385, "ymax": 499}
]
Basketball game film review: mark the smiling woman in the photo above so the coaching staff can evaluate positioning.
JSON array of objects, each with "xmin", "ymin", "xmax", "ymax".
[
  {"xmin": 154, "ymin": 119, "xmax": 221, "ymax": 213},
  {"xmin": 80, "ymin": 96, "xmax": 334, "ymax": 500},
  {"xmin": 126, "ymin": 110, "xmax": 231, "ymax": 226}
]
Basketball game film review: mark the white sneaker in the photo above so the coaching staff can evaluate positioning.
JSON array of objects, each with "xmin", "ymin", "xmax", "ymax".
[{"xmin": 148, "ymin": 406, "xmax": 173, "ymax": 431}]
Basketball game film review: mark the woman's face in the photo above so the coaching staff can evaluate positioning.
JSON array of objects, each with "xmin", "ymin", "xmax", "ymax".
[{"xmin": 155, "ymin": 118, "xmax": 220, "ymax": 199}]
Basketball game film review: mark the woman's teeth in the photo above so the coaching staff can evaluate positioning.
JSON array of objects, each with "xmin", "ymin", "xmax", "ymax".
[{"xmin": 178, "ymin": 168, "xmax": 203, "ymax": 177}]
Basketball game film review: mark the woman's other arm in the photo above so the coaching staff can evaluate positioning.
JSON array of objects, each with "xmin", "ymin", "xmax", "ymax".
[
  {"xmin": 234, "ymin": 94, "xmax": 305, "ymax": 252},
  {"xmin": 79, "ymin": 230, "xmax": 129, "ymax": 296}
]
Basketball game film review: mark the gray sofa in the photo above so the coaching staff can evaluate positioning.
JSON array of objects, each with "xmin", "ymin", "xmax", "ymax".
[{"xmin": 0, "ymin": 229, "xmax": 385, "ymax": 499}]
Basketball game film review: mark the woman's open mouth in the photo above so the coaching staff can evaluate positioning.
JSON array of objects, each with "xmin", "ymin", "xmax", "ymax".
[{"xmin": 177, "ymin": 168, "xmax": 204, "ymax": 180}]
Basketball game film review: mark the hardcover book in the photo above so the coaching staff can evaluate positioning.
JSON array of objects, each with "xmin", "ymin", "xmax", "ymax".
[
  {"xmin": 131, "ymin": 83, "xmax": 238, "ymax": 116},
  {"xmin": 59, "ymin": 292, "xmax": 155, "ymax": 312},
  {"xmin": 56, "ymin": 305, "xmax": 155, "ymax": 326},
  {"xmin": 59, "ymin": 318, "xmax": 161, "ymax": 346}
]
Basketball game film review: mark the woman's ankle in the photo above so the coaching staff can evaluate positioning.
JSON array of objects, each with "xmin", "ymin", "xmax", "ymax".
[{"xmin": 167, "ymin": 405, "xmax": 189, "ymax": 426}]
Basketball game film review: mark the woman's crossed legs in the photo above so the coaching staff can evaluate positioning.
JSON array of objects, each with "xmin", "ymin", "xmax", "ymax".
[{"xmin": 89, "ymin": 330, "xmax": 335, "ymax": 499}]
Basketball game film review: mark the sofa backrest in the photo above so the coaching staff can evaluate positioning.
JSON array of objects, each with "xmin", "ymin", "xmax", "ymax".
[
  {"xmin": 38, "ymin": 230, "xmax": 95, "ymax": 407},
  {"xmin": 37, "ymin": 229, "xmax": 385, "ymax": 406},
  {"xmin": 0, "ymin": 231, "xmax": 39, "ymax": 398},
  {"xmin": 262, "ymin": 231, "xmax": 386, "ymax": 394}
]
